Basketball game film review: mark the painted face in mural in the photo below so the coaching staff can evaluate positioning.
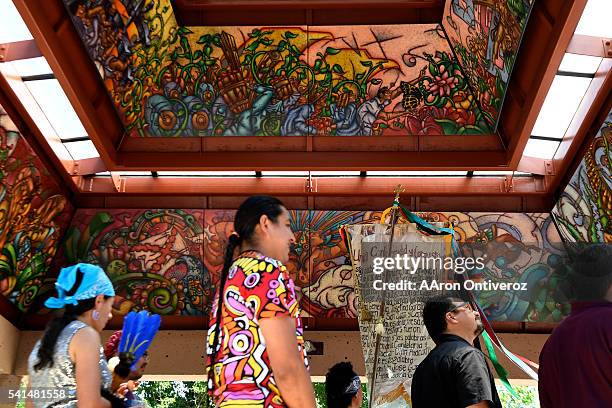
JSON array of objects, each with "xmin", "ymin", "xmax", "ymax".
[{"xmin": 254, "ymin": 207, "xmax": 295, "ymax": 265}]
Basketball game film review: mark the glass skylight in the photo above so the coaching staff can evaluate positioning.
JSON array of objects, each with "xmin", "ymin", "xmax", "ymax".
[
  {"xmin": 558, "ymin": 53, "xmax": 602, "ymax": 74},
  {"xmin": 9, "ymin": 57, "xmax": 53, "ymax": 77},
  {"xmin": 64, "ymin": 140, "xmax": 100, "ymax": 160},
  {"xmin": 574, "ymin": 0, "xmax": 612, "ymax": 38},
  {"xmin": 523, "ymin": 138, "xmax": 560, "ymax": 160},
  {"xmin": 531, "ymin": 75, "xmax": 592, "ymax": 139},
  {"xmin": 24, "ymin": 79, "xmax": 87, "ymax": 140},
  {"xmin": 0, "ymin": 0, "xmax": 33, "ymax": 43}
]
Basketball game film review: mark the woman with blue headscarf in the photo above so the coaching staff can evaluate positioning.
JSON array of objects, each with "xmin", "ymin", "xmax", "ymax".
[{"xmin": 27, "ymin": 263, "xmax": 125, "ymax": 407}]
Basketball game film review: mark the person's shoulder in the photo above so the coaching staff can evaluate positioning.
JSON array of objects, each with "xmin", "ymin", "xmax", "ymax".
[
  {"xmin": 451, "ymin": 344, "xmax": 487, "ymax": 366},
  {"xmin": 72, "ymin": 324, "xmax": 101, "ymax": 345}
]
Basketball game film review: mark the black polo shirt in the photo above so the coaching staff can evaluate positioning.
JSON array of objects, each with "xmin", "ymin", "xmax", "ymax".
[{"xmin": 411, "ymin": 334, "xmax": 502, "ymax": 408}]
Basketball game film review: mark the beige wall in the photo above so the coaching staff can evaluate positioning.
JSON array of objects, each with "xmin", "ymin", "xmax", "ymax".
[
  {"xmin": 13, "ymin": 330, "xmax": 547, "ymax": 380},
  {"xmin": 0, "ymin": 315, "xmax": 19, "ymax": 375}
]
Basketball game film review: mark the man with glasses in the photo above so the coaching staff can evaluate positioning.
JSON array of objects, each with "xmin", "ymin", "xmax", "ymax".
[{"xmin": 411, "ymin": 295, "xmax": 501, "ymax": 408}]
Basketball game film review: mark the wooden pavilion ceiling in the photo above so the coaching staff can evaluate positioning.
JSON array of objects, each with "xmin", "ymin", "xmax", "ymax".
[{"xmin": 1, "ymin": 0, "xmax": 610, "ymax": 211}]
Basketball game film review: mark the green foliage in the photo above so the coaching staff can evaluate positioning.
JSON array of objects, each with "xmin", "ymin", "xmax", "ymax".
[
  {"xmin": 11, "ymin": 381, "xmax": 539, "ymax": 407},
  {"xmin": 499, "ymin": 385, "xmax": 539, "ymax": 408},
  {"xmin": 135, "ymin": 381, "xmax": 214, "ymax": 408}
]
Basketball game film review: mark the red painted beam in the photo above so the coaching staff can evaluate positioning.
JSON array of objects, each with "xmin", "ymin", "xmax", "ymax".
[
  {"xmin": 171, "ymin": 0, "xmax": 445, "ymax": 26},
  {"xmin": 76, "ymin": 174, "xmax": 546, "ymax": 196}
]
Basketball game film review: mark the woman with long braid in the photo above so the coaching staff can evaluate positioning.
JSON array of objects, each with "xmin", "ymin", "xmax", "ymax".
[
  {"xmin": 27, "ymin": 263, "xmax": 125, "ymax": 407},
  {"xmin": 206, "ymin": 196, "xmax": 316, "ymax": 407}
]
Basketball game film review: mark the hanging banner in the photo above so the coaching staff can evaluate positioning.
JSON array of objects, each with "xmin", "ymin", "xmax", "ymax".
[{"xmin": 344, "ymin": 223, "xmax": 454, "ymax": 407}]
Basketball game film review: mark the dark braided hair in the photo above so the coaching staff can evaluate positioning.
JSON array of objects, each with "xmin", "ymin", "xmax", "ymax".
[
  {"xmin": 326, "ymin": 362, "xmax": 359, "ymax": 408},
  {"xmin": 208, "ymin": 196, "xmax": 285, "ymax": 382},
  {"xmin": 34, "ymin": 267, "xmax": 111, "ymax": 370}
]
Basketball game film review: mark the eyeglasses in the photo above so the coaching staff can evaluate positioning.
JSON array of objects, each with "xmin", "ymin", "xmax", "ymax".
[
  {"xmin": 343, "ymin": 376, "xmax": 361, "ymax": 395},
  {"xmin": 448, "ymin": 302, "xmax": 474, "ymax": 313}
]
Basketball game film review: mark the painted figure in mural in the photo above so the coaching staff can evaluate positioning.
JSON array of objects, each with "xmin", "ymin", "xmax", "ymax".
[
  {"xmin": 207, "ymin": 196, "xmax": 316, "ymax": 407},
  {"xmin": 281, "ymin": 99, "xmax": 316, "ymax": 136},
  {"xmin": 538, "ymin": 244, "xmax": 612, "ymax": 408},
  {"xmin": 27, "ymin": 264, "xmax": 127, "ymax": 407},
  {"xmin": 223, "ymin": 85, "xmax": 275, "ymax": 136},
  {"xmin": 330, "ymin": 92, "xmax": 360, "ymax": 136},
  {"xmin": 357, "ymin": 86, "xmax": 404, "ymax": 135},
  {"xmin": 325, "ymin": 362, "xmax": 364, "ymax": 408},
  {"xmin": 411, "ymin": 296, "xmax": 502, "ymax": 408}
]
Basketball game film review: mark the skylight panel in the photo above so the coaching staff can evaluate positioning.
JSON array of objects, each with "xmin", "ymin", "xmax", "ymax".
[
  {"xmin": 574, "ymin": 0, "xmax": 612, "ymax": 38},
  {"xmin": 558, "ymin": 53, "xmax": 601, "ymax": 75},
  {"xmin": 24, "ymin": 79, "xmax": 87, "ymax": 140},
  {"xmin": 64, "ymin": 140, "xmax": 100, "ymax": 160},
  {"xmin": 10, "ymin": 57, "xmax": 53, "ymax": 77},
  {"xmin": 531, "ymin": 75, "xmax": 592, "ymax": 139},
  {"xmin": 523, "ymin": 138, "xmax": 560, "ymax": 160},
  {"xmin": 0, "ymin": 0, "xmax": 33, "ymax": 43}
]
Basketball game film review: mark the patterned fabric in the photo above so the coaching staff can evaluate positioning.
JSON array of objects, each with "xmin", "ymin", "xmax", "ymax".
[
  {"xmin": 27, "ymin": 320, "xmax": 112, "ymax": 407},
  {"xmin": 45, "ymin": 263, "xmax": 115, "ymax": 309},
  {"xmin": 206, "ymin": 251, "xmax": 308, "ymax": 407}
]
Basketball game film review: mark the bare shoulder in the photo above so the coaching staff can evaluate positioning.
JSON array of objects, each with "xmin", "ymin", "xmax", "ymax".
[{"xmin": 71, "ymin": 325, "xmax": 101, "ymax": 350}]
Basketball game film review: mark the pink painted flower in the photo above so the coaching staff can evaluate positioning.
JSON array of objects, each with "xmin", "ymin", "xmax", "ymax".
[{"xmin": 427, "ymin": 65, "xmax": 459, "ymax": 97}]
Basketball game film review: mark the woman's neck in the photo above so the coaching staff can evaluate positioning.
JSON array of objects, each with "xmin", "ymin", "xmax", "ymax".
[{"xmin": 76, "ymin": 314, "xmax": 95, "ymax": 330}]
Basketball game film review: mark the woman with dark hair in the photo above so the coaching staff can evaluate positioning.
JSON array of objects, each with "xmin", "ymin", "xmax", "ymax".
[
  {"xmin": 206, "ymin": 195, "xmax": 316, "ymax": 407},
  {"xmin": 27, "ymin": 263, "xmax": 123, "ymax": 407},
  {"xmin": 325, "ymin": 362, "xmax": 363, "ymax": 408}
]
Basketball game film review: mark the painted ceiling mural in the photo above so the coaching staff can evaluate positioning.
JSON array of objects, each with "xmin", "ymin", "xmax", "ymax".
[
  {"xmin": 553, "ymin": 108, "xmax": 612, "ymax": 243},
  {"xmin": 0, "ymin": 104, "xmax": 73, "ymax": 313},
  {"xmin": 42, "ymin": 208, "xmax": 565, "ymax": 323},
  {"xmin": 62, "ymin": 0, "xmax": 533, "ymax": 137},
  {"xmin": 443, "ymin": 0, "xmax": 535, "ymax": 130}
]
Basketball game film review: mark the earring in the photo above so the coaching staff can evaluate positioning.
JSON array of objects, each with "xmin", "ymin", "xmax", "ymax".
[{"xmin": 92, "ymin": 310, "xmax": 100, "ymax": 321}]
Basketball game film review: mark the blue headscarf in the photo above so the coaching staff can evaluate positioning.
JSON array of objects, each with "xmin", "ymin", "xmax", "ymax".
[{"xmin": 45, "ymin": 263, "xmax": 115, "ymax": 309}]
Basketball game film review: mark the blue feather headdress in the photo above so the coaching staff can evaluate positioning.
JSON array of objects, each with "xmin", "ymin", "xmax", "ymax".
[{"xmin": 114, "ymin": 311, "xmax": 161, "ymax": 376}]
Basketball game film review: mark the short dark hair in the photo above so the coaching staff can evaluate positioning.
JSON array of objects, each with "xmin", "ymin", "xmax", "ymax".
[
  {"xmin": 422, "ymin": 295, "xmax": 465, "ymax": 343},
  {"xmin": 326, "ymin": 361, "xmax": 358, "ymax": 408},
  {"xmin": 568, "ymin": 243, "xmax": 612, "ymax": 301}
]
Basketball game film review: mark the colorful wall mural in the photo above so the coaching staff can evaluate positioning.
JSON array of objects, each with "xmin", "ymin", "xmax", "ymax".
[
  {"xmin": 62, "ymin": 0, "xmax": 518, "ymax": 137},
  {"xmin": 61, "ymin": 209, "xmax": 210, "ymax": 316},
  {"xmin": 47, "ymin": 208, "xmax": 565, "ymax": 323},
  {"xmin": 0, "ymin": 104, "xmax": 73, "ymax": 312},
  {"xmin": 443, "ymin": 0, "xmax": 534, "ymax": 129},
  {"xmin": 553, "ymin": 109, "xmax": 612, "ymax": 243}
]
